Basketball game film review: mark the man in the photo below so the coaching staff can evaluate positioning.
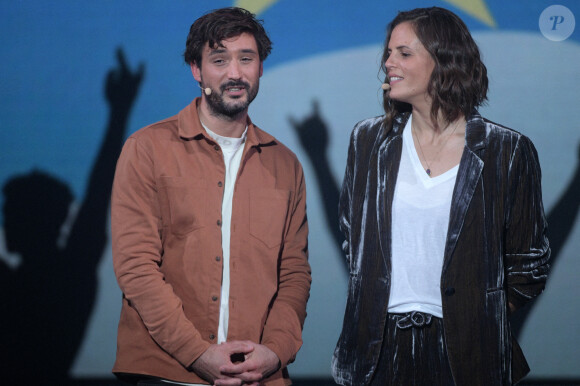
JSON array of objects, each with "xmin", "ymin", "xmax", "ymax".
[{"xmin": 111, "ymin": 7, "xmax": 311, "ymax": 386}]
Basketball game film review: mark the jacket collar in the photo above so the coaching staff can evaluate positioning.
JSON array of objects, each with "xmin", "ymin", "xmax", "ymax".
[
  {"xmin": 444, "ymin": 109, "xmax": 487, "ymax": 272},
  {"xmin": 177, "ymin": 98, "xmax": 276, "ymax": 149},
  {"xmin": 391, "ymin": 112, "xmax": 410, "ymax": 137},
  {"xmin": 464, "ymin": 110, "xmax": 487, "ymax": 152}
]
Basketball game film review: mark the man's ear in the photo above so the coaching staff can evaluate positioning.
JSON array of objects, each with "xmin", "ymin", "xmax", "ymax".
[
  {"xmin": 191, "ymin": 62, "xmax": 202, "ymax": 82},
  {"xmin": 259, "ymin": 62, "xmax": 263, "ymax": 77}
]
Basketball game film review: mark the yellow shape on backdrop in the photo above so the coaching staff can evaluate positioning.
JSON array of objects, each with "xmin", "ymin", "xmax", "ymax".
[
  {"xmin": 443, "ymin": 0, "xmax": 497, "ymax": 27},
  {"xmin": 234, "ymin": 0, "xmax": 279, "ymax": 16}
]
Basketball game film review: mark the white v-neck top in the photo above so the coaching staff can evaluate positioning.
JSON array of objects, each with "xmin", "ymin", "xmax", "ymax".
[{"xmin": 387, "ymin": 117, "xmax": 459, "ymax": 318}]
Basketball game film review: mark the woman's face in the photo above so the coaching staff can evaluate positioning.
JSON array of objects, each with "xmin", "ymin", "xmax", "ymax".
[{"xmin": 384, "ymin": 22, "xmax": 435, "ymax": 109}]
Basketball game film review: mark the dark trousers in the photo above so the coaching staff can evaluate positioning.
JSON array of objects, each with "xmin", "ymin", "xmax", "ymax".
[
  {"xmin": 137, "ymin": 380, "xmax": 172, "ymax": 385},
  {"xmin": 137, "ymin": 379, "xmax": 196, "ymax": 385},
  {"xmin": 370, "ymin": 312, "xmax": 455, "ymax": 386}
]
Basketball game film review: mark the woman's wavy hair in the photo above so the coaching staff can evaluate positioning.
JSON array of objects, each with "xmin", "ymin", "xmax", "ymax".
[
  {"xmin": 380, "ymin": 7, "xmax": 488, "ymax": 127},
  {"xmin": 184, "ymin": 7, "xmax": 272, "ymax": 68}
]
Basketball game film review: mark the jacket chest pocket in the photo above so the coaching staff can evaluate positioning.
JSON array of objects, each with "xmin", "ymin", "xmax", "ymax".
[
  {"xmin": 249, "ymin": 189, "xmax": 290, "ymax": 249},
  {"xmin": 158, "ymin": 177, "xmax": 207, "ymax": 236}
]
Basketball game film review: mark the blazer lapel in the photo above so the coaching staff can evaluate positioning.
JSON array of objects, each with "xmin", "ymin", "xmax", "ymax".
[
  {"xmin": 377, "ymin": 114, "xmax": 408, "ymax": 273},
  {"xmin": 443, "ymin": 112, "xmax": 487, "ymax": 272}
]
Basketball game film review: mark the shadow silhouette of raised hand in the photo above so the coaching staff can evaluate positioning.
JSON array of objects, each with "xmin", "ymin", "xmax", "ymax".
[
  {"xmin": 289, "ymin": 100, "xmax": 346, "ymax": 273},
  {"xmin": 290, "ymin": 100, "xmax": 329, "ymax": 157},
  {"xmin": 0, "ymin": 47, "xmax": 145, "ymax": 384},
  {"xmin": 106, "ymin": 47, "xmax": 145, "ymax": 113}
]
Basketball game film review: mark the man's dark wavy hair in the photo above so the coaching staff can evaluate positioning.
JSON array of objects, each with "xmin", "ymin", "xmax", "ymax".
[
  {"xmin": 183, "ymin": 7, "xmax": 272, "ymax": 67},
  {"xmin": 380, "ymin": 7, "xmax": 488, "ymax": 127}
]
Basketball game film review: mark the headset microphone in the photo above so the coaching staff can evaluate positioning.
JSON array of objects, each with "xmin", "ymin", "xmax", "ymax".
[
  {"xmin": 381, "ymin": 83, "xmax": 391, "ymax": 91},
  {"xmin": 199, "ymin": 85, "xmax": 212, "ymax": 95}
]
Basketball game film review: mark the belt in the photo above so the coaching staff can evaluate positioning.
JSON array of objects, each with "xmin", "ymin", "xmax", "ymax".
[{"xmin": 392, "ymin": 311, "xmax": 434, "ymax": 329}]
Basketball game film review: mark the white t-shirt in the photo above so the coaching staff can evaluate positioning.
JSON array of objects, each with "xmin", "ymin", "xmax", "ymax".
[
  {"xmin": 176, "ymin": 125, "xmax": 247, "ymax": 386},
  {"xmin": 203, "ymin": 125, "xmax": 247, "ymax": 344},
  {"xmin": 387, "ymin": 117, "xmax": 458, "ymax": 318}
]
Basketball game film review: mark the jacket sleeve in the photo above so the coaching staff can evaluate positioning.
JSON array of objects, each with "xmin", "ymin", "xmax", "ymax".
[
  {"xmin": 338, "ymin": 129, "xmax": 356, "ymax": 271},
  {"xmin": 111, "ymin": 136, "xmax": 210, "ymax": 368},
  {"xmin": 504, "ymin": 135, "xmax": 551, "ymax": 310},
  {"xmin": 261, "ymin": 159, "xmax": 311, "ymax": 367}
]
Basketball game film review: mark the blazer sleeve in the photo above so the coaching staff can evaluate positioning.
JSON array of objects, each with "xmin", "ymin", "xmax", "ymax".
[
  {"xmin": 504, "ymin": 135, "xmax": 551, "ymax": 310},
  {"xmin": 338, "ymin": 129, "xmax": 356, "ymax": 271}
]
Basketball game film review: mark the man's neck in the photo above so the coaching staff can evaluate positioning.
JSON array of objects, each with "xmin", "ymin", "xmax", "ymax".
[{"xmin": 197, "ymin": 101, "xmax": 248, "ymax": 138}]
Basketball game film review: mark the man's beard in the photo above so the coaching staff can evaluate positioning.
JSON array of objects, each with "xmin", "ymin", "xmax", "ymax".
[{"xmin": 205, "ymin": 80, "xmax": 259, "ymax": 119}]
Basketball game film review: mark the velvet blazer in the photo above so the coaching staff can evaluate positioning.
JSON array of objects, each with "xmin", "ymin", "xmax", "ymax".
[{"xmin": 332, "ymin": 111, "xmax": 550, "ymax": 386}]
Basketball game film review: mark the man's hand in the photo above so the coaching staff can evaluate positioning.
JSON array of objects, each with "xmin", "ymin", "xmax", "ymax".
[
  {"xmin": 215, "ymin": 342, "xmax": 281, "ymax": 386},
  {"xmin": 190, "ymin": 341, "xmax": 255, "ymax": 385}
]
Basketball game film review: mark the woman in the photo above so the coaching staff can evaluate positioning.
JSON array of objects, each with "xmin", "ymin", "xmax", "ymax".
[{"xmin": 332, "ymin": 7, "xmax": 550, "ymax": 386}]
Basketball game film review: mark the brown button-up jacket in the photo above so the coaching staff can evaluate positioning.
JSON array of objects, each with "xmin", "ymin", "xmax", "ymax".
[{"xmin": 111, "ymin": 98, "xmax": 311, "ymax": 385}]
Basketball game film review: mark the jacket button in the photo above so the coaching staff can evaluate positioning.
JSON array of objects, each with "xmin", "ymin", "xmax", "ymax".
[
  {"xmin": 218, "ymin": 181, "xmax": 223, "ymax": 187},
  {"xmin": 215, "ymin": 256, "xmax": 221, "ymax": 262},
  {"xmin": 214, "ymin": 145, "xmax": 220, "ymax": 151},
  {"xmin": 445, "ymin": 287, "xmax": 456, "ymax": 296},
  {"xmin": 217, "ymin": 219, "xmax": 222, "ymax": 226},
  {"xmin": 209, "ymin": 334, "xmax": 215, "ymax": 340},
  {"xmin": 212, "ymin": 295, "xmax": 218, "ymax": 301}
]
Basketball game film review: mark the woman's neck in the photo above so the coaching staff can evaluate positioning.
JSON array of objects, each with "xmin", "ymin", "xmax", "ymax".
[{"xmin": 411, "ymin": 108, "xmax": 465, "ymax": 137}]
